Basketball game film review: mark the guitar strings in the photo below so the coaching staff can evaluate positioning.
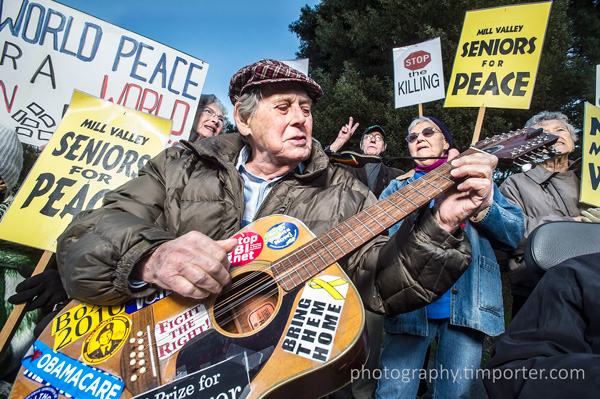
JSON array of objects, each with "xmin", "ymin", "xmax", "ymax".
[
  {"xmin": 210, "ymin": 176, "xmax": 445, "ymax": 321},
  {"xmin": 206, "ymin": 154, "xmax": 477, "ymax": 326}
]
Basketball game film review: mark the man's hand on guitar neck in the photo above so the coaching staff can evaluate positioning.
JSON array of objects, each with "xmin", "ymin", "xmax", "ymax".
[
  {"xmin": 433, "ymin": 149, "xmax": 497, "ymax": 233},
  {"xmin": 133, "ymin": 232, "xmax": 238, "ymax": 299}
]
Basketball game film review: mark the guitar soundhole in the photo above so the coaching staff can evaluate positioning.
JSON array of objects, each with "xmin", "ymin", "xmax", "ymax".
[{"xmin": 213, "ymin": 270, "xmax": 279, "ymax": 335}]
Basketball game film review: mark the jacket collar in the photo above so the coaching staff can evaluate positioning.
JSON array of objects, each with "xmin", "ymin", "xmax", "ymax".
[
  {"xmin": 524, "ymin": 159, "xmax": 580, "ymax": 185},
  {"xmin": 183, "ymin": 133, "xmax": 330, "ymax": 180},
  {"xmin": 396, "ymin": 169, "xmax": 416, "ymax": 181}
]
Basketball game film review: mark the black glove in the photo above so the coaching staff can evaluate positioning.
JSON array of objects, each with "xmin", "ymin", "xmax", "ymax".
[{"xmin": 8, "ymin": 263, "xmax": 69, "ymax": 311}]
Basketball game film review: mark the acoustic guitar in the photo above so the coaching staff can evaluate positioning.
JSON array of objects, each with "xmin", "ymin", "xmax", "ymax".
[{"xmin": 9, "ymin": 128, "xmax": 557, "ymax": 399}]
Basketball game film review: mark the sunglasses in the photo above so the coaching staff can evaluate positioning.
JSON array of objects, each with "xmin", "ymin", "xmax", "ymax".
[{"xmin": 406, "ymin": 127, "xmax": 439, "ymax": 143}]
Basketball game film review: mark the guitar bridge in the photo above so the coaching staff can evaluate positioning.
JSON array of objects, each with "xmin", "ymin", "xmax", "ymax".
[{"xmin": 120, "ymin": 309, "xmax": 161, "ymax": 395}]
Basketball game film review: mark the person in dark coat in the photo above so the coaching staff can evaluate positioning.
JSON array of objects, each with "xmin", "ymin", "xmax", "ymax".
[{"xmin": 483, "ymin": 252, "xmax": 600, "ymax": 398}]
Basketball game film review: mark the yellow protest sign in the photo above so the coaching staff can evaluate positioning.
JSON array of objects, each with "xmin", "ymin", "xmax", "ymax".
[
  {"xmin": 581, "ymin": 103, "xmax": 600, "ymax": 207},
  {"xmin": 0, "ymin": 91, "xmax": 171, "ymax": 252},
  {"xmin": 445, "ymin": 1, "xmax": 552, "ymax": 109}
]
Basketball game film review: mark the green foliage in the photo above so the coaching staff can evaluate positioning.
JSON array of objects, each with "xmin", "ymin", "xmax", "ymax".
[{"xmin": 290, "ymin": 0, "xmax": 599, "ymax": 182}]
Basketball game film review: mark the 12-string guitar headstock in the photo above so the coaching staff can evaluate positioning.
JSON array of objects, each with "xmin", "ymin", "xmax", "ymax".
[{"xmin": 473, "ymin": 127, "xmax": 559, "ymax": 171}]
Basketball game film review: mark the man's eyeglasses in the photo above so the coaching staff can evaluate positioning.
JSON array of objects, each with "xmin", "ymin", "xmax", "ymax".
[
  {"xmin": 406, "ymin": 127, "xmax": 439, "ymax": 143},
  {"xmin": 203, "ymin": 108, "xmax": 225, "ymax": 126},
  {"xmin": 363, "ymin": 133, "xmax": 384, "ymax": 142}
]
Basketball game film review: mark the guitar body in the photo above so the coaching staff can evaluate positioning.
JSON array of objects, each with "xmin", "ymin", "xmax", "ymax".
[{"xmin": 10, "ymin": 215, "xmax": 367, "ymax": 399}]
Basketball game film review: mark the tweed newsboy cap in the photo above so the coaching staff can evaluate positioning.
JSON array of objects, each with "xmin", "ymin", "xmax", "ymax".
[
  {"xmin": 228, "ymin": 59, "xmax": 323, "ymax": 105},
  {"xmin": 0, "ymin": 125, "xmax": 23, "ymax": 192}
]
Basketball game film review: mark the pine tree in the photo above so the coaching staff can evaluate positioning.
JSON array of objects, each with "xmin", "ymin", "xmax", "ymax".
[{"xmin": 290, "ymin": 0, "xmax": 597, "ymax": 176}]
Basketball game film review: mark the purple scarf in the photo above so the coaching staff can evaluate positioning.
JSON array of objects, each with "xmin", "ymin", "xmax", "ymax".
[{"xmin": 414, "ymin": 156, "xmax": 447, "ymax": 174}]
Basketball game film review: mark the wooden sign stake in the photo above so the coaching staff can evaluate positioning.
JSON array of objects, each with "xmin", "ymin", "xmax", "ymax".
[{"xmin": 471, "ymin": 105, "xmax": 486, "ymax": 145}]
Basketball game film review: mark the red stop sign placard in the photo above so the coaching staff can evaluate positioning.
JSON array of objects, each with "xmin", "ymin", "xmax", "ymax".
[{"xmin": 404, "ymin": 50, "xmax": 431, "ymax": 70}]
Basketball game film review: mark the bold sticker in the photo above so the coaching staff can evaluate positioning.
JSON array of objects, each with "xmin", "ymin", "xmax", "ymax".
[
  {"xmin": 228, "ymin": 232, "xmax": 264, "ymax": 267},
  {"xmin": 281, "ymin": 275, "xmax": 348, "ymax": 363},
  {"xmin": 21, "ymin": 340, "xmax": 124, "ymax": 399},
  {"xmin": 265, "ymin": 222, "xmax": 299, "ymax": 250},
  {"xmin": 24, "ymin": 386, "xmax": 59, "ymax": 399},
  {"xmin": 248, "ymin": 302, "xmax": 276, "ymax": 330},
  {"xmin": 155, "ymin": 304, "xmax": 211, "ymax": 360},
  {"xmin": 132, "ymin": 352, "xmax": 250, "ymax": 399},
  {"xmin": 51, "ymin": 303, "xmax": 125, "ymax": 351},
  {"xmin": 82, "ymin": 315, "xmax": 131, "ymax": 364},
  {"xmin": 125, "ymin": 289, "xmax": 172, "ymax": 314}
]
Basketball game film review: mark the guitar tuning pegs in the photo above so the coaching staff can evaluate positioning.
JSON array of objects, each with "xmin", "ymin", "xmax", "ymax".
[
  {"xmin": 514, "ymin": 160, "xmax": 532, "ymax": 172},
  {"xmin": 531, "ymin": 150, "xmax": 548, "ymax": 163},
  {"xmin": 520, "ymin": 154, "xmax": 537, "ymax": 163}
]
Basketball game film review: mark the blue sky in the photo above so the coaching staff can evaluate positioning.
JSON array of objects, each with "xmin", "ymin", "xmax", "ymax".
[{"xmin": 56, "ymin": 0, "xmax": 321, "ymax": 117}]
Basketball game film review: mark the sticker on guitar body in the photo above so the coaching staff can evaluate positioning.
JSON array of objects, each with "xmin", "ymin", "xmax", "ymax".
[
  {"xmin": 228, "ymin": 232, "xmax": 264, "ymax": 267},
  {"xmin": 20, "ymin": 340, "xmax": 125, "ymax": 399},
  {"xmin": 24, "ymin": 386, "xmax": 59, "ymax": 399},
  {"xmin": 264, "ymin": 222, "xmax": 299, "ymax": 250},
  {"xmin": 51, "ymin": 303, "xmax": 126, "ymax": 351},
  {"xmin": 125, "ymin": 289, "xmax": 172, "ymax": 314},
  {"xmin": 82, "ymin": 315, "xmax": 132, "ymax": 364},
  {"xmin": 155, "ymin": 304, "xmax": 211, "ymax": 359},
  {"xmin": 132, "ymin": 352, "xmax": 249, "ymax": 399},
  {"xmin": 281, "ymin": 275, "xmax": 349, "ymax": 362}
]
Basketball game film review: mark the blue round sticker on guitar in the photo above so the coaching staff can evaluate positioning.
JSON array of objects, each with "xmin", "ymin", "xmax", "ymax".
[
  {"xmin": 25, "ymin": 386, "xmax": 59, "ymax": 399},
  {"xmin": 265, "ymin": 222, "xmax": 299, "ymax": 250}
]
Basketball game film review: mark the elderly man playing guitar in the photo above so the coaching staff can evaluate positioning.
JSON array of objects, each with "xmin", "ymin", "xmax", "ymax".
[{"xmin": 54, "ymin": 59, "xmax": 498, "ymax": 398}]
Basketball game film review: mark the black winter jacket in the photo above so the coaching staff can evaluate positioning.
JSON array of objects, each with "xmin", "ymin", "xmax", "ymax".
[{"xmin": 483, "ymin": 252, "xmax": 600, "ymax": 397}]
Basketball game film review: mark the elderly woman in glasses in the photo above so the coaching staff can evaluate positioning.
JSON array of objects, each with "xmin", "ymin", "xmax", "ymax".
[
  {"xmin": 498, "ymin": 111, "xmax": 594, "ymax": 318},
  {"xmin": 189, "ymin": 94, "xmax": 228, "ymax": 142},
  {"xmin": 376, "ymin": 116, "xmax": 525, "ymax": 399}
]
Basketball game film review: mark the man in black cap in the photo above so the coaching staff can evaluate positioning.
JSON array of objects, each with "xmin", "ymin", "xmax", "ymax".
[
  {"xmin": 326, "ymin": 122, "xmax": 404, "ymax": 399},
  {"xmin": 328, "ymin": 123, "xmax": 404, "ymax": 199},
  {"xmin": 56, "ymin": 58, "xmax": 498, "ymax": 395}
]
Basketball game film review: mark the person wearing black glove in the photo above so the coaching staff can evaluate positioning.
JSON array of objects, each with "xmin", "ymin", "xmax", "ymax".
[
  {"xmin": 8, "ymin": 263, "xmax": 68, "ymax": 311},
  {"xmin": 8, "ymin": 263, "xmax": 69, "ymax": 337}
]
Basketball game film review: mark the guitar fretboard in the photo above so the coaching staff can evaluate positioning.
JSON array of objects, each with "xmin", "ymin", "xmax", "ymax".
[{"xmin": 271, "ymin": 147, "xmax": 480, "ymax": 291}]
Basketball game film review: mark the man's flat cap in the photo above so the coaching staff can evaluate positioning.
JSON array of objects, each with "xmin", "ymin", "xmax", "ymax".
[{"xmin": 228, "ymin": 59, "xmax": 323, "ymax": 105}]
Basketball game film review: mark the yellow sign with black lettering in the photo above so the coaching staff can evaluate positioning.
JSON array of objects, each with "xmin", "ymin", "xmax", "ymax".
[
  {"xmin": 581, "ymin": 103, "xmax": 600, "ymax": 207},
  {"xmin": 445, "ymin": 1, "xmax": 552, "ymax": 109},
  {"xmin": 0, "ymin": 90, "xmax": 171, "ymax": 251}
]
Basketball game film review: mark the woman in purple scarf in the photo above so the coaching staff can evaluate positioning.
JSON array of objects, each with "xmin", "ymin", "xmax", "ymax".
[{"xmin": 375, "ymin": 116, "xmax": 525, "ymax": 399}]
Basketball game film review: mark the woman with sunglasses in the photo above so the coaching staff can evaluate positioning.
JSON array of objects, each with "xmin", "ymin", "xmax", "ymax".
[{"xmin": 375, "ymin": 116, "xmax": 525, "ymax": 399}]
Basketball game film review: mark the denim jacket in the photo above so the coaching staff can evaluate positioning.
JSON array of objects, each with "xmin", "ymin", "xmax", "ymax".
[{"xmin": 379, "ymin": 174, "xmax": 524, "ymax": 337}]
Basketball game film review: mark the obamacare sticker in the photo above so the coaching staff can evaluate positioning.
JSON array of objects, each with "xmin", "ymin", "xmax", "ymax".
[{"xmin": 265, "ymin": 222, "xmax": 299, "ymax": 250}]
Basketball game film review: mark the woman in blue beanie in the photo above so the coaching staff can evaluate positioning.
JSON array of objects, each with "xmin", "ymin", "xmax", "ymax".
[{"xmin": 375, "ymin": 116, "xmax": 524, "ymax": 399}]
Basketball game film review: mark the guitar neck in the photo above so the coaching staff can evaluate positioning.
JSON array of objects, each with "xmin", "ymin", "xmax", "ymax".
[{"xmin": 272, "ymin": 147, "xmax": 481, "ymax": 291}]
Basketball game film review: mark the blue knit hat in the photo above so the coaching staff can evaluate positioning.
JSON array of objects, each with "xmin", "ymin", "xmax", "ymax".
[
  {"xmin": 426, "ymin": 116, "xmax": 453, "ymax": 149},
  {"xmin": 0, "ymin": 125, "xmax": 23, "ymax": 192}
]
